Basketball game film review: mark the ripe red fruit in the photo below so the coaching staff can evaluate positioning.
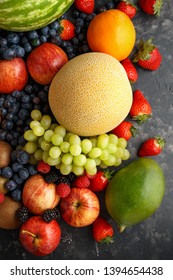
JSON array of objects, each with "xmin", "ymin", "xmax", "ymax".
[
  {"xmin": 92, "ymin": 216, "xmax": 114, "ymax": 243},
  {"xmin": 0, "ymin": 193, "xmax": 5, "ymax": 204},
  {"xmin": 72, "ymin": 175, "xmax": 90, "ymax": 188},
  {"xmin": 117, "ymin": 0, "xmax": 137, "ymax": 19},
  {"xmin": 74, "ymin": 0, "xmax": 94, "ymax": 14},
  {"xmin": 133, "ymin": 39, "xmax": 162, "ymax": 71},
  {"xmin": 139, "ymin": 0, "xmax": 163, "ymax": 16},
  {"xmin": 129, "ymin": 89, "xmax": 152, "ymax": 123},
  {"xmin": 138, "ymin": 136, "xmax": 165, "ymax": 157},
  {"xmin": 89, "ymin": 171, "xmax": 112, "ymax": 192},
  {"xmin": 121, "ymin": 58, "xmax": 138, "ymax": 83},
  {"xmin": 56, "ymin": 183, "xmax": 71, "ymax": 198},
  {"xmin": 111, "ymin": 121, "xmax": 138, "ymax": 141},
  {"xmin": 59, "ymin": 19, "xmax": 75, "ymax": 40},
  {"xmin": 37, "ymin": 160, "xmax": 51, "ymax": 174}
]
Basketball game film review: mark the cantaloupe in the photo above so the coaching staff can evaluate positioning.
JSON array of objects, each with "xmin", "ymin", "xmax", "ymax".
[{"xmin": 49, "ymin": 52, "xmax": 133, "ymax": 136}]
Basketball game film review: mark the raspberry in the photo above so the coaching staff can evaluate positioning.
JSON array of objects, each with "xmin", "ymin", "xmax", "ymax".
[
  {"xmin": 0, "ymin": 193, "xmax": 5, "ymax": 204},
  {"xmin": 72, "ymin": 175, "xmax": 90, "ymax": 188},
  {"xmin": 56, "ymin": 183, "xmax": 71, "ymax": 198},
  {"xmin": 37, "ymin": 160, "xmax": 50, "ymax": 174}
]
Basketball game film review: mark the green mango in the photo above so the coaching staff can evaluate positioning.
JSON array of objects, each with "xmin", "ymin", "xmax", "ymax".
[{"xmin": 105, "ymin": 158, "xmax": 165, "ymax": 232}]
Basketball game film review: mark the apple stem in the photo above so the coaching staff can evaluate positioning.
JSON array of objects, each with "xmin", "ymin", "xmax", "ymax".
[
  {"xmin": 22, "ymin": 230, "xmax": 37, "ymax": 238},
  {"xmin": 118, "ymin": 225, "xmax": 126, "ymax": 233}
]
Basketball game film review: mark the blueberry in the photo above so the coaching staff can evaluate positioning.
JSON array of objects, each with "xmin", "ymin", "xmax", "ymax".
[
  {"xmin": 17, "ymin": 119, "xmax": 24, "ymax": 127},
  {"xmin": 5, "ymin": 180, "xmax": 17, "ymax": 191},
  {"xmin": 49, "ymin": 28, "xmax": 57, "ymax": 37},
  {"xmin": 8, "ymin": 104, "xmax": 19, "ymax": 113},
  {"xmin": 31, "ymin": 38, "xmax": 41, "ymax": 47},
  {"xmin": 18, "ymin": 108, "xmax": 29, "ymax": 119},
  {"xmin": 28, "ymin": 165, "xmax": 37, "ymax": 175},
  {"xmin": 82, "ymin": 44, "xmax": 90, "ymax": 53},
  {"xmin": 0, "ymin": 37, "xmax": 7, "ymax": 47},
  {"xmin": 11, "ymin": 150, "xmax": 18, "ymax": 161},
  {"xmin": 21, "ymin": 103, "xmax": 32, "ymax": 110},
  {"xmin": 11, "ymin": 90, "xmax": 22, "ymax": 98},
  {"xmin": 78, "ymin": 32, "xmax": 85, "ymax": 41},
  {"xmin": 11, "ymin": 188, "xmax": 22, "ymax": 201},
  {"xmin": 76, "ymin": 18, "xmax": 84, "ymax": 27},
  {"xmin": 18, "ymin": 135, "xmax": 26, "ymax": 146},
  {"xmin": 24, "ymin": 84, "xmax": 33, "ymax": 94},
  {"xmin": 11, "ymin": 162, "xmax": 23, "ymax": 172},
  {"xmin": 0, "ymin": 129, "xmax": 7, "ymax": 140},
  {"xmin": 21, "ymin": 36, "xmax": 28, "ymax": 44},
  {"xmin": 0, "ymin": 108, "xmax": 7, "ymax": 117},
  {"xmin": 1, "ymin": 167, "xmax": 13, "ymax": 179},
  {"xmin": 61, "ymin": 41, "xmax": 68, "ymax": 48},
  {"xmin": 21, "ymin": 95, "xmax": 31, "ymax": 103},
  {"xmin": 75, "ymin": 26, "xmax": 81, "ymax": 35},
  {"xmin": 27, "ymin": 30, "xmax": 38, "ymax": 40},
  {"xmin": 50, "ymin": 21, "xmax": 60, "ymax": 30},
  {"xmin": 1, "ymin": 120, "xmax": 13, "ymax": 130},
  {"xmin": 16, "ymin": 150, "xmax": 30, "ymax": 164},
  {"xmin": 15, "ymin": 45, "xmax": 25, "ymax": 57},
  {"xmin": 68, "ymin": 53, "xmax": 75, "ymax": 60},
  {"xmin": 0, "ymin": 96, "xmax": 5, "ymax": 106},
  {"xmin": 23, "ymin": 42, "xmax": 32, "ymax": 53},
  {"xmin": 6, "ymin": 132, "xmax": 14, "ymax": 141},
  {"xmin": 13, "ymin": 174, "xmax": 24, "ymax": 185},
  {"xmin": 106, "ymin": 1, "xmax": 116, "ymax": 9},
  {"xmin": 19, "ymin": 168, "xmax": 29, "ymax": 180},
  {"xmin": 40, "ymin": 35, "xmax": 47, "ymax": 43},
  {"xmin": 10, "ymin": 138, "xmax": 18, "ymax": 147},
  {"xmin": 50, "ymin": 35, "xmax": 62, "ymax": 45},
  {"xmin": 7, "ymin": 33, "xmax": 20, "ymax": 44},
  {"xmin": 4, "ymin": 99, "xmax": 11, "ymax": 108},
  {"xmin": 71, "ymin": 37, "xmax": 79, "ymax": 45},
  {"xmin": 2, "ymin": 47, "xmax": 16, "ymax": 60},
  {"xmin": 96, "ymin": 6, "xmax": 107, "ymax": 13},
  {"xmin": 73, "ymin": 10, "xmax": 80, "ymax": 18},
  {"xmin": 66, "ymin": 46, "xmax": 74, "ymax": 54},
  {"xmin": 40, "ymin": 26, "xmax": 49, "ymax": 36}
]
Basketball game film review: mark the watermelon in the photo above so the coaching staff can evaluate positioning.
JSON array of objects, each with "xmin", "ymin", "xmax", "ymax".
[{"xmin": 0, "ymin": 0, "xmax": 74, "ymax": 32}]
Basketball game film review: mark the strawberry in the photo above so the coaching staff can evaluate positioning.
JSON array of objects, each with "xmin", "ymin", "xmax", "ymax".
[
  {"xmin": 59, "ymin": 19, "xmax": 75, "ymax": 41},
  {"xmin": 37, "ymin": 160, "xmax": 50, "ymax": 174},
  {"xmin": 92, "ymin": 216, "xmax": 114, "ymax": 243},
  {"xmin": 74, "ymin": 0, "xmax": 94, "ymax": 14},
  {"xmin": 0, "ymin": 193, "xmax": 5, "ymax": 204},
  {"xmin": 121, "ymin": 58, "xmax": 138, "ymax": 83},
  {"xmin": 133, "ymin": 39, "xmax": 162, "ymax": 71},
  {"xmin": 138, "ymin": 136, "xmax": 165, "ymax": 157},
  {"xmin": 129, "ymin": 89, "xmax": 152, "ymax": 123},
  {"xmin": 89, "ymin": 170, "xmax": 112, "ymax": 192},
  {"xmin": 72, "ymin": 174, "xmax": 90, "ymax": 188},
  {"xmin": 117, "ymin": 0, "xmax": 137, "ymax": 19},
  {"xmin": 56, "ymin": 183, "xmax": 71, "ymax": 198},
  {"xmin": 111, "ymin": 121, "xmax": 138, "ymax": 141},
  {"xmin": 139, "ymin": 0, "xmax": 163, "ymax": 16}
]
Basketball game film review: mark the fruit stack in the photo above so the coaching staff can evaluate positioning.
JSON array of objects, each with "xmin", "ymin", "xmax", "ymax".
[{"xmin": 0, "ymin": 0, "xmax": 165, "ymax": 257}]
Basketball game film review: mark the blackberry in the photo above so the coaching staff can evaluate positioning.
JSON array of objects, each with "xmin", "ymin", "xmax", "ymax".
[
  {"xmin": 56, "ymin": 176, "xmax": 70, "ymax": 185},
  {"xmin": 67, "ymin": 172, "xmax": 77, "ymax": 183},
  {"xmin": 17, "ymin": 206, "xmax": 30, "ymax": 223},
  {"xmin": 42, "ymin": 208, "xmax": 60, "ymax": 223},
  {"xmin": 44, "ymin": 170, "xmax": 60, "ymax": 183}
]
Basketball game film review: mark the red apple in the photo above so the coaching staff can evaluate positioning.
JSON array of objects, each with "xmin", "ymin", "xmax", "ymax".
[
  {"xmin": 20, "ymin": 216, "xmax": 61, "ymax": 256},
  {"xmin": 0, "ymin": 58, "xmax": 28, "ymax": 94},
  {"xmin": 27, "ymin": 42, "xmax": 68, "ymax": 85},
  {"xmin": 22, "ymin": 174, "xmax": 60, "ymax": 215},
  {"xmin": 60, "ymin": 187, "xmax": 100, "ymax": 227}
]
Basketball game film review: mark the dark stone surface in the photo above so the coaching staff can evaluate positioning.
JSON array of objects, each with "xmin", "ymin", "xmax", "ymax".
[{"xmin": 0, "ymin": 0, "xmax": 173, "ymax": 260}]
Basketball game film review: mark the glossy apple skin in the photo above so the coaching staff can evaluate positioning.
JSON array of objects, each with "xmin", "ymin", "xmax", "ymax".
[
  {"xmin": 60, "ymin": 187, "xmax": 100, "ymax": 227},
  {"xmin": 27, "ymin": 42, "xmax": 68, "ymax": 85},
  {"xmin": 0, "ymin": 58, "xmax": 28, "ymax": 94},
  {"xmin": 22, "ymin": 174, "xmax": 60, "ymax": 215},
  {"xmin": 20, "ymin": 216, "xmax": 61, "ymax": 256}
]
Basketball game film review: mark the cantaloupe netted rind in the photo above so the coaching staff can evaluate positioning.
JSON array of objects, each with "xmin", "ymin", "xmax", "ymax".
[{"xmin": 48, "ymin": 52, "xmax": 133, "ymax": 137}]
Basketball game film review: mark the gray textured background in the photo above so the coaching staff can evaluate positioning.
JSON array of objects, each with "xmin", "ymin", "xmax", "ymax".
[{"xmin": 0, "ymin": 0, "xmax": 173, "ymax": 260}]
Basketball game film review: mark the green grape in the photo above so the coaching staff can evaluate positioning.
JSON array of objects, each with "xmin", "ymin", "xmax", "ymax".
[
  {"xmin": 51, "ymin": 133, "xmax": 63, "ymax": 146},
  {"xmin": 117, "ymin": 137, "xmax": 127, "ymax": 149},
  {"xmin": 73, "ymin": 154, "xmax": 87, "ymax": 166},
  {"xmin": 90, "ymin": 137, "xmax": 97, "ymax": 147},
  {"xmin": 69, "ymin": 134, "xmax": 81, "ymax": 145},
  {"xmin": 54, "ymin": 125, "xmax": 66, "ymax": 138},
  {"xmin": 107, "ymin": 143, "xmax": 117, "ymax": 154},
  {"xmin": 44, "ymin": 130, "xmax": 54, "ymax": 142},
  {"xmin": 40, "ymin": 140, "xmax": 52, "ymax": 151},
  {"xmin": 60, "ymin": 142, "xmax": 70, "ymax": 153},
  {"xmin": 34, "ymin": 149, "xmax": 43, "ymax": 161},
  {"xmin": 99, "ymin": 163, "xmax": 108, "ymax": 169},
  {"xmin": 55, "ymin": 163, "xmax": 61, "ymax": 170},
  {"xmin": 61, "ymin": 153, "xmax": 73, "ymax": 165},
  {"xmin": 24, "ymin": 130, "xmax": 38, "ymax": 142},
  {"xmin": 33, "ymin": 126, "xmax": 45, "ymax": 136},
  {"xmin": 114, "ymin": 147, "xmax": 124, "ymax": 158},
  {"xmin": 72, "ymin": 164, "xmax": 84, "ymax": 176},
  {"xmin": 30, "ymin": 120, "xmax": 41, "ymax": 130},
  {"xmin": 94, "ymin": 158, "xmax": 101, "ymax": 166},
  {"xmin": 29, "ymin": 154, "xmax": 38, "ymax": 165},
  {"xmin": 84, "ymin": 158, "xmax": 96, "ymax": 170},
  {"xmin": 31, "ymin": 109, "xmax": 42, "ymax": 121},
  {"xmin": 122, "ymin": 149, "xmax": 130, "ymax": 160},
  {"xmin": 40, "ymin": 115, "xmax": 51, "ymax": 130},
  {"xmin": 97, "ymin": 134, "xmax": 109, "ymax": 149},
  {"xmin": 64, "ymin": 132, "xmax": 74, "ymax": 142},
  {"xmin": 81, "ymin": 139, "xmax": 92, "ymax": 154},
  {"xmin": 88, "ymin": 147, "xmax": 102, "ymax": 158},
  {"xmin": 42, "ymin": 151, "xmax": 49, "ymax": 163},
  {"xmin": 49, "ymin": 146, "xmax": 61, "ymax": 159},
  {"xmin": 114, "ymin": 158, "xmax": 122, "ymax": 166},
  {"xmin": 47, "ymin": 156, "xmax": 61, "ymax": 166},
  {"xmin": 99, "ymin": 149, "xmax": 109, "ymax": 161},
  {"xmin": 85, "ymin": 166, "xmax": 97, "ymax": 176},
  {"xmin": 103, "ymin": 155, "xmax": 116, "ymax": 166},
  {"xmin": 24, "ymin": 142, "xmax": 37, "ymax": 154},
  {"xmin": 108, "ymin": 133, "xmax": 118, "ymax": 145},
  {"xmin": 38, "ymin": 136, "xmax": 44, "ymax": 147},
  {"xmin": 49, "ymin": 123, "xmax": 57, "ymax": 131},
  {"xmin": 60, "ymin": 163, "xmax": 72, "ymax": 175},
  {"xmin": 69, "ymin": 144, "xmax": 82, "ymax": 156}
]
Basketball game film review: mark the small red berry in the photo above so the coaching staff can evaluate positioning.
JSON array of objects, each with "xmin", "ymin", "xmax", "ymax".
[
  {"xmin": 72, "ymin": 175, "xmax": 90, "ymax": 188},
  {"xmin": 56, "ymin": 183, "xmax": 71, "ymax": 198},
  {"xmin": 37, "ymin": 160, "xmax": 51, "ymax": 174},
  {"xmin": 0, "ymin": 193, "xmax": 5, "ymax": 204}
]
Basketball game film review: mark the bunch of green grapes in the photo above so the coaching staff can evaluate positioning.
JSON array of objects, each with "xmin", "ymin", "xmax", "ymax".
[{"xmin": 23, "ymin": 110, "xmax": 130, "ymax": 176}]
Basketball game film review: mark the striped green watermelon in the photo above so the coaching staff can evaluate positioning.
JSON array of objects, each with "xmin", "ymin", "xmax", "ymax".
[{"xmin": 0, "ymin": 0, "xmax": 74, "ymax": 32}]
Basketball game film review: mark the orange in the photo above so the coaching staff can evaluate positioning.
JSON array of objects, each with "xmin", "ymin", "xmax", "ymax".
[{"xmin": 87, "ymin": 9, "xmax": 136, "ymax": 61}]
